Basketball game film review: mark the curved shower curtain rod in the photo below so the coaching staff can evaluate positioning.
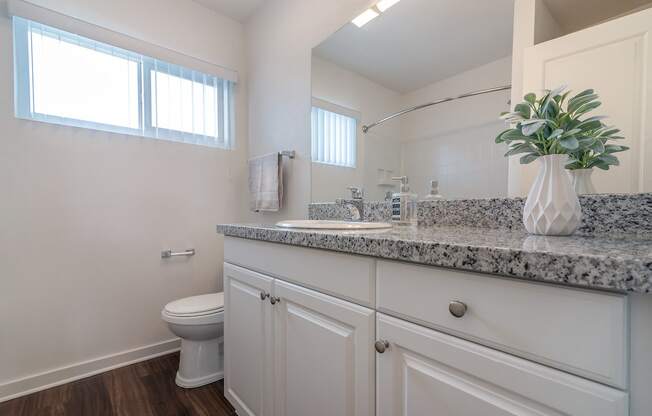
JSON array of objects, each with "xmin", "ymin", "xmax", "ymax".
[{"xmin": 361, "ymin": 84, "xmax": 512, "ymax": 133}]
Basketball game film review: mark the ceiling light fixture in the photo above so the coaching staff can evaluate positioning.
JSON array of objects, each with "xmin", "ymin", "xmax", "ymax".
[
  {"xmin": 376, "ymin": 0, "xmax": 401, "ymax": 12},
  {"xmin": 351, "ymin": 8, "xmax": 380, "ymax": 28},
  {"xmin": 351, "ymin": 0, "xmax": 402, "ymax": 28}
]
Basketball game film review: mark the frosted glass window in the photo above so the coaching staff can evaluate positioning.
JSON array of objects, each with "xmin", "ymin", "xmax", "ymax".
[
  {"xmin": 12, "ymin": 16, "xmax": 234, "ymax": 148},
  {"xmin": 30, "ymin": 28, "xmax": 139, "ymax": 128},
  {"xmin": 150, "ymin": 70, "xmax": 218, "ymax": 138},
  {"xmin": 311, "ymin": 106, "xmax": 357, "ymax": 168}
]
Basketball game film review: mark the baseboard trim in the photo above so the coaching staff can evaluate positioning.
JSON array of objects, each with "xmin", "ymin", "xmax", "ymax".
[{"xmin": 0, "ymin": 338, "xmax": 181, "ymax": 403}]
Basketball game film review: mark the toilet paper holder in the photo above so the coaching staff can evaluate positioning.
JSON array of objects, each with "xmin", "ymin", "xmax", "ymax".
[{"xmin": 161, "ymin": 248, "xmax": 196, "ymax": 258}]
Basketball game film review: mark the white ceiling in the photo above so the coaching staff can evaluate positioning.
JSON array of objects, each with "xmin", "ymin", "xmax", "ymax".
[
  {"xmin": 544, "ymin": 0, "xmax": 652, "ymax": 33},
  {"xmin": 313, "ymin": 0, "xmax": 515, "ymax": 93},
  {"xmin": 192, "ymin": 0, "xmax": 265, "ymax": 22}
]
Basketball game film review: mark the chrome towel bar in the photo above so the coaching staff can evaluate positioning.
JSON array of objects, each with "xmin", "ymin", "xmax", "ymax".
[{"xmin": 161, "ymin": 249, "xmax": 196, "ymax": 258}]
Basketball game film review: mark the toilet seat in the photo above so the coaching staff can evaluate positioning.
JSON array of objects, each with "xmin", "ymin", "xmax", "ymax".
[
  {"xmin": 161, "ymin": 308, "xmax": 224, "ymax": 326},
  {"xmin": 162, "ymin": 293, "xmax": 225, "ymax": 325},
  {"xmin": 164, "ymin": 293, "xmax": 224, "ymax": 317}
]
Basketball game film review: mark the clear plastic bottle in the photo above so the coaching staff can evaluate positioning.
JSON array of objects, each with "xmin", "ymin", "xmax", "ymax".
[{"xmin": 391, "ymin": 176, "xmax": 418, "ymax": 226}]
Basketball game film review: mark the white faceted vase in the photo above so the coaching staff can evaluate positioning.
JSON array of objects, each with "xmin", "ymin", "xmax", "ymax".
[
  {"xmin": 568, "ymin": 168, "xmax": 597, "ymax": 195},
  {"xmin": 523, "ymin": 154, "xmax": 581, "ymax": 236}
]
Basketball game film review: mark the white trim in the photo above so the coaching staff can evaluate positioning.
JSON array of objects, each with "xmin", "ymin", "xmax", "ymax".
[
  {"xmin": 6, "ymin": 0, "xmax": 238, "ymax": 82},
  {"xmin": 0, "ymin": 338, "xmax": 181, "ymax": 403},
  {"xmin": 312, "ymin": 97, "xmax": 361, "ymax": 121}
]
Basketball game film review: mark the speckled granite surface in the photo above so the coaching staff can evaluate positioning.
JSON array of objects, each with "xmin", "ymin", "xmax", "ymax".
[
  {"xmin": 309, "ymin": 201, "xmax": 393, "ymax": 223},
  {"xmin": 417, "ymin": 199, "xmax": 525, "ymax": 230},
  {"xmin": 578, "ymin": 193, "xmax": 652, "ymax": 236},
  {"xmin": 310, "ymin": 193, "xmax": 652, "ymax": 237},
  {"xmin": 217, "ymin": 223, "xmax": 652, "ymax": 293}
]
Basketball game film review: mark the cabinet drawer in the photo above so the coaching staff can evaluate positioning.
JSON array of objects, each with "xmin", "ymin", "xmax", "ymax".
[
  {"xmin": 377, "ymin": 260, "xmax": 628, "ymax": 388},
  {"xmin": 224, "ymin": 237, "xmax": 375, "ymax": 307},
  {"xmin": 377, "ymin": 313, "xmax": 628, "ymax": 416}
]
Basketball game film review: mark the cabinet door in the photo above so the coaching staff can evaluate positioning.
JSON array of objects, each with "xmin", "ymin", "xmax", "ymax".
[
  {"xmin": 273, "ymin": 279, "xmax": 375, "ymax": 416},
  {"xmin": 376, "ymin": 313, "xmax": 628, "ymax": 416},
  {"xmin": 224, "ymin": 263, "xmax": 274, "ymax": 416},
  {"xmin": 512, "ymin": 7, "xmax": 652, "ymax": 196}
]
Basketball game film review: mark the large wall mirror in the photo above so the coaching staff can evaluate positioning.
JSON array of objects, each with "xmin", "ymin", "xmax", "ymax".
[
  {"xmin": 310, "ymin": 0, "xmax": 515, "ymax": 202},
  {"xmin": 310, "ymin": 0, "xmax": 652, "ymax": 203}
]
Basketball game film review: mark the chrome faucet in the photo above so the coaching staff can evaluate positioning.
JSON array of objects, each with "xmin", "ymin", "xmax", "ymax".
[
  {"xmin": 335, "ymin": 187, "xmax": 365, "ymax": 221},
  {"xmin": 347, "ymin": 186, "xmax": 364, "ymax": 200}
]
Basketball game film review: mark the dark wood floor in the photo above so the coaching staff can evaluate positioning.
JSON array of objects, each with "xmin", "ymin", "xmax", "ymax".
[{"xmin": 0, "ymin": 353, "xmax": 235, "ymax": 416}]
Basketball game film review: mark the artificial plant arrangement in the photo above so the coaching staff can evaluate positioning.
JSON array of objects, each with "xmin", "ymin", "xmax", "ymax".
[
  {"xmin": 496, "ymin": 86, "xmax": 627, "ymax": 168},
  {"xmin": 496, "ymin": 86, "xmax": 627, "ymax": 236}
]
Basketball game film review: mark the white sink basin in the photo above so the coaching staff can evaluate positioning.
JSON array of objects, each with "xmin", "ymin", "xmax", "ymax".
[{"xmin": 276, "ymin": 220, "xmax": 392, "ymax": 230}]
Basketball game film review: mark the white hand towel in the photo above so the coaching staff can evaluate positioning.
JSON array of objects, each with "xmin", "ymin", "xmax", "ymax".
[{"xmin": 249, "ymin": 152, "xmax": 283, "ymax": 212}]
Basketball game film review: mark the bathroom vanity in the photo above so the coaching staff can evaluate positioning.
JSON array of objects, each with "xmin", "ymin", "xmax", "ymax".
[
  {"xmin": 217, "ymin": 1, "xmax": 652, "ymax": 414},
  {"xmin": 217, "ymin": 209, "xmax": 652, "ymax": 416}
]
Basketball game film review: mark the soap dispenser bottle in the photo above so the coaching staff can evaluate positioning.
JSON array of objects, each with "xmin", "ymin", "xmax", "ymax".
[
  {"xmin": 424, "ymin": 180, "xmax": 445, "ymax": 201},
  {"xmin": 391, "ymin": 176, "xmax": 417, "ymax": 226}
]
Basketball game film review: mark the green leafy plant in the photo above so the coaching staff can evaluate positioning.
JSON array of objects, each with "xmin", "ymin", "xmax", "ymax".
[
  {"xmin": 565, "ymin": 123, "xmax": 628, "ymax": 170},
  {"xmin": 496, "ymin": 86, "xmax": 628, "ymax": 168}
]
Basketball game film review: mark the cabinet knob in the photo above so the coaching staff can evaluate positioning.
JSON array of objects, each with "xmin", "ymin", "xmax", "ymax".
[
  {"xmin": 374, "ymin": 340, "xmax": 390, "ymax": 353},
  {"xmin": 270, "ymin": 296, "xmax": 281, "ymax": 305},
  {"xmin": 449, "ymin": 300, "xmax": 467, "ymax": 318},
  {"xmin": 260, "ymin": 291, "xmax": 269, "ymax": 301}
]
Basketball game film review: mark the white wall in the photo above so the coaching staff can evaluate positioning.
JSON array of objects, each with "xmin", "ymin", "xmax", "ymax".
[
  {"xmin": 400, "ymin": 56, "xmax": 512, "ymax": 199},
  {"xmin": 534, "ymin": 0, "xmax": 564, "ymax": 44},
  {"xmin": 508, "ymin": 0, "xmax": 563, "ymax": 196},
  {"xmin": 244, "ymin": 0, "xmax": 373, "ymax": 220},
  {"xmin": 511, "ymin": 0, "xmax": 563, "ymax": 108},
  {"xmin": 311, "ymin": 56, "xmax": 401, "ymax": 202},
  {"xmin": 0, "ymin": 0, "xmax": 248, "ymax": 400}
]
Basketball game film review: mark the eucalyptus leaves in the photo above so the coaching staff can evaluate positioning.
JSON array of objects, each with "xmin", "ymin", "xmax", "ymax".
[{"xmin": 496, "ymin": 86, "xmax": 628, "ymax": 170}]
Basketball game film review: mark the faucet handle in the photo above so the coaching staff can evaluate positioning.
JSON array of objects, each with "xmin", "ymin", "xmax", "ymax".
[
  {"xmin": 391, "ymin": 176, "xmax": 410, "ymax": 192},
  {"xmin": 391, "ymin": 176, "xmax": 408, "ymax": 185},
  {"xmin": 347, "ymin": 186, "xmax": 364, "ymax": 200}
]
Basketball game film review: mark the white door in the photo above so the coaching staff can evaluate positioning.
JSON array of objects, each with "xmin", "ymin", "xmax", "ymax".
[
  {"xmin": 224, "ymin": 263, "xmax": 274, "ymax": 416},
  {"xmin": 511, "ymin": 8, "xmax": 652, "ymax": 196},
  {"xmin": 273, "ymin": 279, "xmax": 375, "ymax": 416},
  {"xmin": 376, "ymin": 313, "xmax": 628, "ymax": 416}
]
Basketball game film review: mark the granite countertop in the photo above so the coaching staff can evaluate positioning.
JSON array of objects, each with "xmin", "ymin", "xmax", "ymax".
[{"xmin": 217, "ymin": 223, "xmax": 652, "ymax": 294}]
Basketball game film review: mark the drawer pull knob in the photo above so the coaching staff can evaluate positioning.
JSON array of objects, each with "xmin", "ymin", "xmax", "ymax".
[
  {"xmin": 270, "ymin": 296, "xmax": 281, "ymax": 305},
  {"xmin": 260, "ymin": 291, "xmax": 270, "ymax": 301},
  {"xmin": 449, "ymin": 301, "xmax": 467, "ymax": 318},
  {"xmin": 374, "ymin": 340, "xmax": 390, "ymax": 353}
]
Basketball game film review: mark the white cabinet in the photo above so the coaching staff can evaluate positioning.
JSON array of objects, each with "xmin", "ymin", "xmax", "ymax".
[
  {"xmin": 224, "ymin": 261, "xmax": 375, "ymax": 416},
  {"xmin": 376, "ymin": 313, "xmax": 628, "ymax": 416},
  {"xmin": 273, "ymin": 279, "xmax": 375, "ymax": 416},
  {"xmin": 223, "ymin": 238, "xmax": 631, "ymax": 416},
  {"xmin": 224, "ymin": 263, "xmax": 274, "ymax": 416}
]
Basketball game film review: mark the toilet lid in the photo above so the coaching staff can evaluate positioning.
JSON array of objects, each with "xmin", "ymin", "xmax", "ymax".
[{"xmin": 164, "ymin": 293, "xmax": 224, "ymax": 316}]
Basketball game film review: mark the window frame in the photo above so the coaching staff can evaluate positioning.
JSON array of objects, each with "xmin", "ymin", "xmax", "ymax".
[
  {"xmin": 143, "ymin": 60, "xmax": 232, "ymax": 148},
  {"xmin": 12, "ymin": 16, "xmax": 234, "ymax": 149},
  {"xmin": 310, "ymin": 98, "xmax": 360, "ymax": 168}
]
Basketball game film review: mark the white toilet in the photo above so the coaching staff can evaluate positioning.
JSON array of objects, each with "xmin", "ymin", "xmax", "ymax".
[{"xmin": 161, "ymin": 292, "xmax": 225, "ymax": 388}]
